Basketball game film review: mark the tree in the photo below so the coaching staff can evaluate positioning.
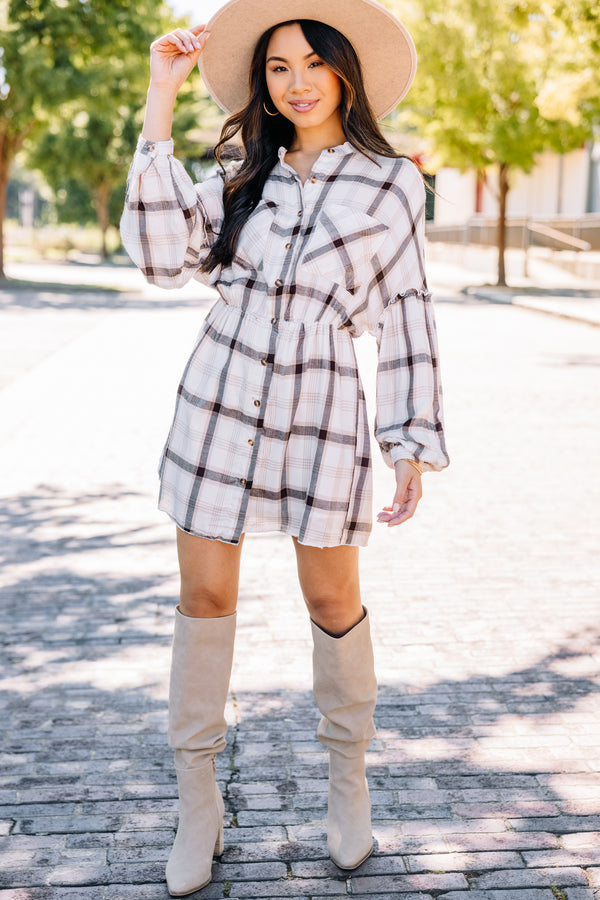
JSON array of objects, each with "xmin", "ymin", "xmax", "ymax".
[
  {"xmin": 536, "ymin": 0, "xmax": 600, "ymax": 128},
  {"xmin": 27, "ymin": 77, "xmax": 217, "ymax": 258},
  {"xmin": 0, "ymin": 0, "xmax": 176, "ymax": 277},
  {"xmin": 391, "ymin": 0, "xmax": 591, "ymax": 285}
]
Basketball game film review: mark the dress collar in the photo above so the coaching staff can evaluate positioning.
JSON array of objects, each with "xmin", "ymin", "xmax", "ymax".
[{"xmin": 277, "ymin": 141, "xmax": 356, "ymax": 176}]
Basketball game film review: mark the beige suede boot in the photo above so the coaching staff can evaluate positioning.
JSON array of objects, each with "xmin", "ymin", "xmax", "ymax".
[
  {"xmin": 165, "ymin": 607, "xmax": 236, "ymax": 897},
  {"xmin": 311, "ymin": 608, "xmax": 377, "ymax": 870}
]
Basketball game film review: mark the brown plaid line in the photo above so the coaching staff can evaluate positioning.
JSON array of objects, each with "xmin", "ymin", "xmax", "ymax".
[{"xmin": 121, "ymin": 137, "xmax": 449, "ymax": 547}]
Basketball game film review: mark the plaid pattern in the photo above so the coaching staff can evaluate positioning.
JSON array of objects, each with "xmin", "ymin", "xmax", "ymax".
[{"xmin": 120, "ymin": 137, "xmax": 449, "ymax": 547}]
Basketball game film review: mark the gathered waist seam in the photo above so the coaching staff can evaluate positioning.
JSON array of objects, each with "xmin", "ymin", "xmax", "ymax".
[{"xmin": 215, "ymin": 295, "xmax": 355, "ymax": 335}]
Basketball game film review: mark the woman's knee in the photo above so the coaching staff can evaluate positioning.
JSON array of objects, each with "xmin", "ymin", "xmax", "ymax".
[
  {"xmin": 176, "ymin": 528, "xmax": 243, "ymax": 618},
  {"xmin": 179, "ymin": 582, "xmax": 236, "ymax": 618},
  {"xmin": 303, "ymin": 590, "xmax": 364, "ymax": 637},
  {"xmin": 293, "ymin": 539, "xmax": 362, "ymax": 632},
  {"xmin": 306, "ymin": 597, "xmax": 364, "ymax": 637}
]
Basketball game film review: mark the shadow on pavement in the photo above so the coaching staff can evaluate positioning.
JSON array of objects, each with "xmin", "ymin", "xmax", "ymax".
[
  {"xmin": 0, "ymin": 287, "xmax": 499, "ymax": 313},
  {"xmin": 0, "ymin": 282, "xmax": 215, "ymax": 313},
  {"xmin": 1, "ymin": 483, "xmax": 599, "ymax": 897},
  {"xmin": 0, "ymin": 486, "xmax": 167, "ymax": 572}
]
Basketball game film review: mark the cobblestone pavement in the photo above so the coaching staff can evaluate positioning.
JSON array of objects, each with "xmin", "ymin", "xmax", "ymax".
[{"xmin": 1, "ymin": 260, "xmax": 599, "ymax": 899}]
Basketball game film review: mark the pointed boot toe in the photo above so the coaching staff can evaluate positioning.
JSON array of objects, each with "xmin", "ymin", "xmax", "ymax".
[
  {"xmin": 327, "ymin": 751, "xmax": 373, "ymax": 870},
  {"xmin": 165, "ymin": 758, "xmax": 225, "ymax": 897},
  {"xmin": 166, "ymin": 608, "xmax": 236, "ymax": 896},
  {"xmin": 310, "ymin": 610, "xmax": 377, "ymax": 872}
]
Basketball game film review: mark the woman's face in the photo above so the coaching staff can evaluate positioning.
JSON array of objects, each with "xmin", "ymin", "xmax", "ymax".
[{"xmin": 265, "ymin": 23, "xmax": 343, "ymax": 133}]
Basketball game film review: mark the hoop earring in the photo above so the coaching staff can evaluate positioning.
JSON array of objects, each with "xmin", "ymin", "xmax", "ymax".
[{"xmin": 263, "ymin": 101, "xmax": 279, "ymax": 117}]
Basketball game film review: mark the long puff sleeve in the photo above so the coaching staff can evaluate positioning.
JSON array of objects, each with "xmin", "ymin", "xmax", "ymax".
[
  {"xmin": 367, "ymin": 159, "xmax": 449, "ymax": 472},
  {"xmin": 120, "ymin": 136, "xmax": 226, "ymax": 290}
]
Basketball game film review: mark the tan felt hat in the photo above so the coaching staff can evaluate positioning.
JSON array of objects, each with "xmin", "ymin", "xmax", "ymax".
[{"xmin": 198, "ymin": 0, "xmax": 417, "ymax": 120}]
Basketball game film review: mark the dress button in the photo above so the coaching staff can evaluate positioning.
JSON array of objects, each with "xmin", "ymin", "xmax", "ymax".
[
  {"xmin": 146, "ymin": 142, "xmax": 155, "ymax": 152},
  {"xmin": 271, "ymin": 317, "xmax": 277, "ymax": 325},
  {"xmin": 248, "ymin": 439, "xmax": 254, "ymax": 446},
  {"xmin": 240, "ymin": 478, "xmax": 247, "ymax": 486},
  {"xmin": 328, "ymin": 148, "xmax": 335, "ymax": 153},
  {"xmin": 310, "ymin": 176, "xmax": 317, "ymax": 183},
  {"xmin": 254, "ymin": 399, "xmax": 260, "ymax": 407},
  {"xmin": 285, "ymin": 242, "xmax": 292, "ymax": 250},
  {"xmin": 260, "ymin": 358, "xmax": 268, "ymax": 366},
  {"xmin": 297, "ymin": 210, "xmax": 302, "ymax": 217},
  {"xmin": 275, "ymin": 279, "xmax": 283, "ymax": 287}
]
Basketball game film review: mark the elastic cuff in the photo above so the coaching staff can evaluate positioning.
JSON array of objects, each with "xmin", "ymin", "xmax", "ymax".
[
  {"xmin": 388, "ymin": 444, "xmax": 428, "ymax": 470},
  {"xmin": 378, "ymin": 440, "xmax": 411, "ymax": 470},
  {"xmin": 136, "ymin": 134, "xmax": 174, "ymax": 156}
]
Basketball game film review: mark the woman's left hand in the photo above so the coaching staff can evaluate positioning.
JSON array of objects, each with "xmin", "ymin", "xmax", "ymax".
[{"xmin": 377, "ymin": 460, "xmax": 423, "ymax": 528}]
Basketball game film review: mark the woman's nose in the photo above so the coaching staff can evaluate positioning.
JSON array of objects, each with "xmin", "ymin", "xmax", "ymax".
[{"xmin": 289, "ymin": 68, "xmax": 311, "ymax": 93}]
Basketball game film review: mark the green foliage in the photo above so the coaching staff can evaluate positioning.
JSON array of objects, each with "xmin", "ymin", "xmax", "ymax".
[
  {"xmin": 25, "ymin": 52, "xmax": 211, "ymax": 248},
  {"xmin": 536, "ymin": 0, "xmax": 600, "ymax": 126},
  {"xmin": 2, "ymin": 0, "xmax": 162, "ymax": 147},
  {"xmin": 0, "ymin": 0, "xmax": 217, "ymax": 264},
  {"xmin": 381, "ymin": 0, "xmax": 596, "ymax": 284},
  {"xmin": 391, "ymin": 0, "xmax": 591, "ymax": 173},
  {"xmin": 52, "ymin": 178, "xmax": 96, "ymax": 227}
]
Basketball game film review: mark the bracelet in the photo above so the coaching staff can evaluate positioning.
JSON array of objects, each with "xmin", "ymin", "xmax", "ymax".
[{"xmin": 404, "ymin": 458, "xmax": 423, "ymax": 476}]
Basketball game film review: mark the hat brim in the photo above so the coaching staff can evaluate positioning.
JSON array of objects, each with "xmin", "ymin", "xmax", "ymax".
[{"xmin": 198, "ymin": 0, "xmax": 416, "ymax": 121}]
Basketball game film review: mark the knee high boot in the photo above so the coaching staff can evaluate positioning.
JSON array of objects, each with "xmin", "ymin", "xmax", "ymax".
[
  {"xmin": 165, "ymin": 606, "xmax": 236, "ymax": 897},
  {"xmin": 311, "ymin": 608, "xmax": 377, "ymax": 870}
]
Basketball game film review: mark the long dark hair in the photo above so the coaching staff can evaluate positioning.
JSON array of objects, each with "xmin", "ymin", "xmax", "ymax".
[{"xmin": 201, "ymin": 19, "xmax": 404, "ymax": 274}]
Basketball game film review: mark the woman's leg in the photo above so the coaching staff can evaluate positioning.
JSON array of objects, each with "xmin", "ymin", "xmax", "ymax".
[
  {"xmin": 292, "ymin": 538, "xmax": 363, "ymax": 635},
  {"xmin": 166, "ymin": 529, "xmax": 244, "ymax": 897},
  {"xmin": 177, "ymin": 528, "xmax": 244, "ymax": 618},
  {"xmin": 293, "ymin": 538, "xmax": 377, "ymax": 871}
]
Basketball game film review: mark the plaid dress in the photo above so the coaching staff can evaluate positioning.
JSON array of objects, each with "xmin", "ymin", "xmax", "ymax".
[{"xmin": 121, "ymin": 137, "xmax": 449, "ymax": 548}]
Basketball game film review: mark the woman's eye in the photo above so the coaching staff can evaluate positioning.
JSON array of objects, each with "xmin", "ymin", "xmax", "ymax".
[
  {"xmin": 309, "ymin": 60, "xmax": 325, "ymax": 68},
  {"xmin": 272, "ymin": 65, "xmax": 287, "ymax": 73}
]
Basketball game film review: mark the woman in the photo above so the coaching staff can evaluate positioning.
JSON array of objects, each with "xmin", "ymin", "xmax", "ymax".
[{"xmin": 121, "ymin": 0, "xmax": 449, "ymax": 895}]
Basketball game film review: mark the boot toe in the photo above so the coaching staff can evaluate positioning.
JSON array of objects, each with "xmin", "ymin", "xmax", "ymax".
[
  {"xmin": 329, "ymin": 835, "xmax": 373, "ymax": 870},
  {"xmin": 166, "ymin": 862, "xmax": 212, "ymax": 897}
]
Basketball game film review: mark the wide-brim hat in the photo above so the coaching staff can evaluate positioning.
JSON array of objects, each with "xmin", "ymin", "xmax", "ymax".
[{"xmin": 198, "ymin": 0, "xmax": 417, "ymax": 121}]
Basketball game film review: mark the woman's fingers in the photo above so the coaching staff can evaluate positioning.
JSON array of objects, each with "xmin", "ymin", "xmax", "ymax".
[
  {"xmin": 380, "ymin": 493, "xmax": 418, "ymax": 526},
  {"xmin": 377, "ymin": 468, "xmax": 422, "ymax": 528},
  {"xmin": 376, "ymin": 499, "xmax": 415, "ymax": 526},
  {"xmin": 152, "ymin": 26, "xmax": 208, "ymax": 56},
  {"xmin": 148, "ymin": 25, "xmax": 209, "ymax": 89}
]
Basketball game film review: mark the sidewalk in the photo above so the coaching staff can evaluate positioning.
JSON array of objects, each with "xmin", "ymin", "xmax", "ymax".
[
  {"xmin": 5, "ymin": 241, "xmax": 600, "ymax": 328},
  {"xmin": 426, "ymin": 243, "xmax": 600, "ymax": 327},
  {"xmin": 1, "ymin": 261, "xmax": 600, "ymax": 899},
  {"xmin": 462, "ymin": 285, "xmax": 600, "ymax": 328}
]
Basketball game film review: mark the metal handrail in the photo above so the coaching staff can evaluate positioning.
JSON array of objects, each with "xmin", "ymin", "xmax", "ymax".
[{"xmin": 527, "ymin": 222, "xmax": 591, "ymax": 251}]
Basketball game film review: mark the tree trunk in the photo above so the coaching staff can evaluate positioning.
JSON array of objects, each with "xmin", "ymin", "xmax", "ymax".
[
  {"xmin": 94, "ymin": 183, "xmax": 110, "ymax": 260},
  {"xmin": 0, "ymin": 125, "xmax": 31, "ymax": 280},
  {"xmin": 497, "ymin": 162, "xmax": 510, "ymax": 287},
  {"xmin": 0, "ymin": 156, "xmax": 9, "ymax": 280}
]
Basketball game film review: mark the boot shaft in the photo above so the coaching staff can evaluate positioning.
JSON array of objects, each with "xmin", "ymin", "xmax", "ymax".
[
  {"xmin": 311, "ymin": 608, "xmax": 377, "ymax": 755},
  {"xmin": 168, "ymin": 607, "xmax": 237, "ymax": 755}
]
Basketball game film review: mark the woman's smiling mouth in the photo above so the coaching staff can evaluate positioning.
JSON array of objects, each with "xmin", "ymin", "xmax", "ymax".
[{"xmin": 289, "ymin": 100, "xmax": 319, "ymax": 112}]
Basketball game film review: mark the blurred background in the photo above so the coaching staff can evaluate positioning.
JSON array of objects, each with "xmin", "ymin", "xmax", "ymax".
[
  {"xmin": 1, "ymin": 0, "xmax": 599, "ymax": 287},
  {"xmin": 1, "ymin": 4, "xmax": 600, "ymax": 895}
]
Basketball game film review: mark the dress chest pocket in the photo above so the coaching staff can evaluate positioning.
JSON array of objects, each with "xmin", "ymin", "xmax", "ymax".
[
  {"xmin": 300, "ymin": 204, "xmax": 389, "ymax": 291},
  {"xmin": 234, "ymin": 199, "xmax": 278, "ymax": 273}
]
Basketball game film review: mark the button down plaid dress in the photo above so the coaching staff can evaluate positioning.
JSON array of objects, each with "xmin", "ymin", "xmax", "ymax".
[{"xmin": 121, "ymin": 137, "xmax": 449, "ymax": 547}]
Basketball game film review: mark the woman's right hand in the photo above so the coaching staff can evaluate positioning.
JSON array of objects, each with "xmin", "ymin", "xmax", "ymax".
[{"xmin": 149, "ymin": 24, "xmax": 209, "ymax": 94}]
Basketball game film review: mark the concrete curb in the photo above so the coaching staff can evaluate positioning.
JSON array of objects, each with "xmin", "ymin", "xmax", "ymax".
[{"xmin": 463, "ymin": 286, "xmax": 600, "ymax": 327}]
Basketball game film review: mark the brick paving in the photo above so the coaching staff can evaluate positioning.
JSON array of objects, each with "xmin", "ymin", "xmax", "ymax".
[{"xmin": 0, "ymin": 259, "xmax": 599, "ymax": 899}]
